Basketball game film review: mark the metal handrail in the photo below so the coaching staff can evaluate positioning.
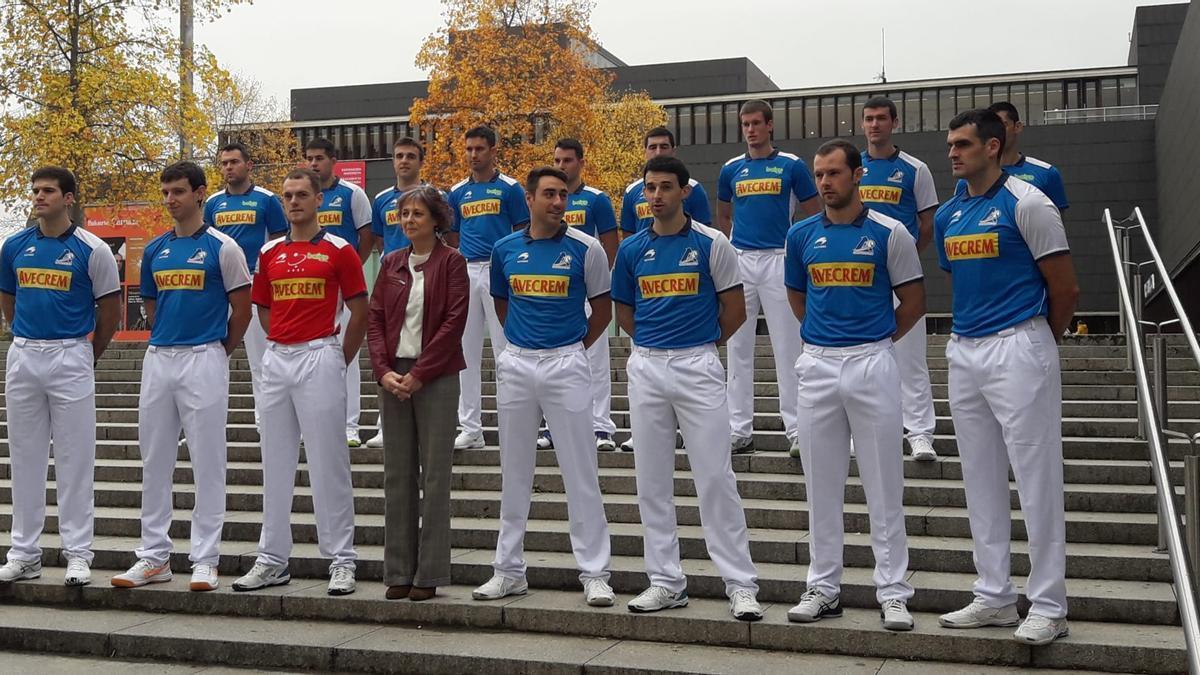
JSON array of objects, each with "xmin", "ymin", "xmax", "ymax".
[
  {"xmin": 1104, "ymin": 208, "xmax": 1200, "ymax": 672},
  {"xmin": 1044, "ymin": 104, "xmax": 1159, "ymax": 124}
]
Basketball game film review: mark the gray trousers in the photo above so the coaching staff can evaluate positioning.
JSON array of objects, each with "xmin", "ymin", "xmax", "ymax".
[{"xmin": 381, "ymin": 358, "xmax": 459, "ymax": 587}]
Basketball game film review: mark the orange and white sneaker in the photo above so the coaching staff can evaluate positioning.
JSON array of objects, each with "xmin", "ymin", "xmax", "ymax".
[
  {"xmin": 189, "ymin": 563, "xmax": 218, "ymax": 592},
  {"xmin": 111, "ymin": 559, "xmax": 172, "ymax": 588}
]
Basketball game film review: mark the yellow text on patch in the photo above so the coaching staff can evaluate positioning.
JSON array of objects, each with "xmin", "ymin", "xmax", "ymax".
[
  {"xmin": 272, "ymin": 277, "xmax": 326, "ymax": 300},
  {"xmin": 317, "ymin": 211, "xmax": 342, "ymax": 227},
  {"xmin": 510, "ymin": 275, "xmax": 569, "ymax": 297},
  {"xmin": 639, "ymin": 273, "xmax": 699, "ymax": 298},
  {"xmin": 385, "ymin": 209, "xmax": 400, "ymax": 226},
  {"xmin": 17, "ymin": 268, "xmax": 71, "ymax": 291},
  {"xmin": 564, "ymin": 210, "xmax": 586, "ymax": 227},
  {"xmin": 635, "ymin": 202, "xmax": 652, "ymax": 220},
  {"xmin": 944, "ymin": 233, "xmax": 1000, "ymax": 261},
  {"xmin": 809, "ymin": 262, "xmax": 875, "ymax": 287},
  {"xmin": 153, "ymin": 269, "xmax": 205, "ymax": 290}
]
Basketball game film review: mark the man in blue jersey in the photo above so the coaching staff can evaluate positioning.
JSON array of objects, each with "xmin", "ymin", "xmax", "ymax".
[
  {"xmin": 783, "ymin": 140, "xmax": 922, "ymax": 631},
  {"xmin": 612, "ymin": 155, "xmax": 762, "ymax": 622},
  {"xmin": 204, "ymin": 142, "xmax": 288, "ymax": 432},
  {"xmin": 619, "ymin": 126, "xmax": 712, "ymax": 236},
  {"xmin": 112, "ymin": 161, "xmax": 251, "ymax": 592},
  {"xmin": 717, "ymin": 99, "xmax": 820, "ymax": 456},
  {"xmin": 990, "ymin": 101, "xmax": 1069, "ymax": 210},
  {"xmin": 858, "ymin": 97, "xmax": 940, "ymax": 462},
  {"xmin": 471, "ymin": 167, "xmax": 613, "ymax": 606},
  {"xmin": 934, "ymin": 109, "xmax": 1078, "ymax": 645},
  {"xmin": 0, "ymin": 166, "xmax": 121, "ymax": 586},
  {"xmin": 306, "ymin": 137, "xmax": 374, "ymax": 447},
  {"xmin": 445, "ymin": 126, "xmax": 530, "ymax": 450}
]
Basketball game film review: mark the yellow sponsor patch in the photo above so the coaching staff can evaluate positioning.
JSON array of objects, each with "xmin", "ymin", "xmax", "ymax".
[
  {"xmin": 272, "ymin": 277, "xmax": 326, "ymax": 300},
  {"xmin": 214, "ymin": 210, "xmax": 256, "ymax": 226},
  {"xmin": 17, "ymin": 268, "xmax": 71, "ymax": 291},
  {"xmin": 859, "ymin": 185, "xmax": 902, "ymax": 204},
  {"xmin": 944, "ymin": 233, "xmax": 1000, "ymax": 261},
  {"xmin": 510, "ymin": 275, "xmax": 569, "ymax": 297},
  {"xmin": 461, "ymin": 199, "xmax": 501, "ymax": 218},
  {"xmin": 564, "ymin": 210, "xmax": 586, "ymax": 227},
  {"xmin": 809, "ymin": 262, "xmax": 875, "ymax": 287},
  {"xmin": 317, "ymin": 211, "xmax": 342, "ymax": 227},
  {"xmin": 635, "ymin": 202, "xmax": 652, "ymax": 220},
  {"xmin": 385, "ymin": 209, "xmax": 400, "ymax": 226},
  {"xmin": 735, "ymin": 178, "xmax": 782, "ymax": 197},
  {"xmin": 153, "ymin": 269, "xmax": 205, "ymax": 290},
  {"xmin": 639, "ymin": 273, "xmax": 699, "ymax": 298}
]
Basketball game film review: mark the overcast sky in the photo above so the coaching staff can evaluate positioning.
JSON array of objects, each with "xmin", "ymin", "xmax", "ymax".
[{"xmin": 196, "ymin": 0, "xmax": 1181, "ymax": 114}]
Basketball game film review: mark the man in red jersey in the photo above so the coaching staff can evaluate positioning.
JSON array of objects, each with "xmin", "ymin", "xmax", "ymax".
[{"xmin": 233, "ymin": 169, "xmax": 367, "ymax": 597}]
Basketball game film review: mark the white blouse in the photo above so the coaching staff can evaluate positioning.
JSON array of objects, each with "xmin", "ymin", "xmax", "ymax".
[{"xmin": 395, "ymin": 251, "xmax": 430, "ymax": 359}]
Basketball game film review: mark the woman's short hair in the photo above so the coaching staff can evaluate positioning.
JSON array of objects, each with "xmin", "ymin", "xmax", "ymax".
[{"xmin": 396, "ymin": 186, "xmax": 454, "ymax": 234}]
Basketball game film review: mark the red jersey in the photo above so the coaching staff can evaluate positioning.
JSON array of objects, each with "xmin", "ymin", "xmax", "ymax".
[{"xmin": 252, "ymin": 231, "xmax": 366, "ymax": 344}]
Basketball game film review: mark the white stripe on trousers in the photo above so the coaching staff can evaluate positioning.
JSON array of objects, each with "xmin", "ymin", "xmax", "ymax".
[
  {"xmin": 4, "ymin": 338, "xmax": 96, "ymax": 564},
  {"xmin": 727, "ymin": 249, "xmax": 801, "ymax": 441},
  {"xmin": 458, "ymin": 260, "xmax": 507, "ymax": 435},
  {"xmin": 947, "ymin": 317, "xmax": 1067, "ymax": 619},
  {"xmin": 892, "ymin": 294, "xmax": 935, "ymax": 442},
  {"xmin": 492, "ymin": 343, "xmax": 611, "ymax": 581},
  {"xmin": 135, "ymin": 342, "xmax": 229, "ymax": 567},
  {"xmin": 795, "ymin": 338, "xmax": 913, "ymax": 603},
  {"xmin": 628, "ymin": 344, "xmax": 759, "ymax": 596},
  {"xmin": 337, "ymin": 306, "xmax": 361, "ymax": 437},
  {"xmin": 256, "ymin": 337, "xmax": 357, "ymax": 571}
]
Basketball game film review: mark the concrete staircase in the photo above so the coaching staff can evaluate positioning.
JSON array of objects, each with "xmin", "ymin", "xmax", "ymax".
[{"xmin": 0, "ymin": 335, "xmax": 1192, "ymax": 673}]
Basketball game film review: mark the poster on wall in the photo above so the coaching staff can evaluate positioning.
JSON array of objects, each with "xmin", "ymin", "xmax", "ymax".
[
  {"xmin": 334, "ymin": 161, "xmax": 367, "ymax": 188},
  {"xmin": 84, "ymin": 203, "xmax": 170, "ymax": 341}
]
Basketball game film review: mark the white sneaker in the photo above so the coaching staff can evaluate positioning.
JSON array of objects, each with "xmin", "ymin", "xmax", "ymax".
[
  {"xmin": 111, "ymin": 559, "xmax": 171, "ymax": 588},
  {"xmin": 910, "ymin": 436, "xmax": 938, "ymax": 462},
  {"xmin": 328, "ymin": 565, "xmax": 356, "ymax": 596},
  {"xmin": 583, "ymin": 577, "xmax": 615, "ymax": 607},
  {"xmin": 536, "ymin": 429, "xmax": 554, "ymax": 449},
  {"xmin": 64, "ymin": 557, "xmax": 91, "ymax": 587},
  {"xmin": 881, "ymin": 598, "xmax": 914, "ymax": 631},
  {"xmin": 787, "ymin": 588, "xmax": 841, "ymax": 623},
  {"xmin": 619, "ymin": 437, "xmax": 635, "ymax": 452},
  {"xmin": 595, "ymin": 432, "xmax": 616, "ymax": 452},
  {"xmin": 472, "ymin": 574, "xmax": 528, "ymax": 600},
  {"xmin": 1014, "ymin": 613, "xmax": 1069, "ymax": 645},
  {"xmin": 454, "ymin": 430, "xmax": 485, "ymax": 450},
  {"xmin": 365, "ymin": 432, "xmax": 384, "ymax": 448},
  {"xmin": 347, "ymin": 433, "xmax": 362, "ymax": 448},
  {"xmin": 232, "ymin": 562, "xmax": 291, "ymax": 592},
  {"xmin": 190, "ymin": 563, "xmax": 218, "ymax": 592},
  {"xmin": 789, "ymin": 437, "xmax": 802, "ymax": 458},
  {"xmin": 627, "ymin": 585, "xmax": 688, "ymax": 613},
  {"xmin": 729, "ymin": 588, "xmax": 763, "ymax": 622},
  {"xmin": 938, "ymin": 599, "xmax": 1020, "ymax": 628},
  {"xmin": 730, "ymin": 435, "xmax": 755, "ymax": 455},
  {"xmin": 0, "ymin": 559, "xmax": 42, "ymax": 583}
]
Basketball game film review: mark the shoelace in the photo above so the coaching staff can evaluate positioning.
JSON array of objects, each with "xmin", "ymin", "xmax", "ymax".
[
  {"xmin": 331, "ymin": 567, "xmax": 353, "ymax": 584},
  {"xmin": 800, "ymin": 588, "xmax": 825, "ymax": 604},
  {"xmin": 639, "ymin": 586, "xmax": 672, "ymax": 604},
  {"xmin": 882, "ymin": 599, "xmax": 906, "ymax": 614},
  {"xmin": 584, "ymin": 578, "xmax": 608, "ymax": 594},
  {"xmin": 730, "ymin": 589, "xmax": 757, "ymax": 607},
  {"xmin": 1022, "ymin": 614, "xmax": 1054, "ymax": 630},
  {"xmin": 67, "ymin": 559, "xmax": 88, "ymax": 574}
]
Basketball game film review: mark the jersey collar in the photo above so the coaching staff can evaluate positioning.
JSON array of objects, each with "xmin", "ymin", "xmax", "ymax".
[
  {"xmin": 521, "ymin": 223, "xmax": 569, "ymax": 242},
  {"xmin": 571, "ymin": 182, "xmax": 588, "ymax": 194},
  {"xmin": 863, "ymin": 146, "xmax": 901, "ymax": 162},
  {"xmin": 36, "ymin": 223, "xmax": 77, "ymax": 240},
  {"xmin": 820, "ymin": 208, "xmax": 871, "ymax": 228},
  {"xmin": 648, "ymin": 216, "xmax": 694, "ymax": 239},
  {"xmin": 467, "ymin": 170, "xmax": 501, "ymax": 185},
  {"xmin": 745, "ymin": 149, "xmax": 779, "ymax": 161},
  {"xmin": 284, "ymin": 229, "xmax": 327, "ymax": 245},
  {"xmin": 169, "ymin": 224, "xmax": 210, "ymax": 240},
  {"xmin": 223, "ymin": 182, "xmax": 256, "ymax": 197},
  {"xmin": 961, "ymin": 173, "xmax": 1009, "ymax": 202}
]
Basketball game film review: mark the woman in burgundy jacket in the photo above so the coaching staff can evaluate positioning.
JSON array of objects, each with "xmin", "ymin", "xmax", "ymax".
[{"xmin": 366, "ymin": 186, "xmax": 468, "ymax": 601}]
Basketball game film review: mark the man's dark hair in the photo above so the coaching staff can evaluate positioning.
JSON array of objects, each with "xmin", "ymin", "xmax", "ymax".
[
  {"xmin": 949, "ymin": 109, "xmax": 1007, "ymax": 156},
  {"xmin": 31, "ymin": 166, "xmax": 77, "ymax": 197},
  {"xmin": 304, "ymin": 137, "xmax": 337, "ymax": 158},
  {"xmin": 815, "ymin": 139, "xmax": 863, "ymax": 171},
  {"xmin": 987, "ymin": 101, "xmax": 1020, "ymax": 123},
  {"xmin": 160, "ymin": 161, "xmax": 207, "ymax": 190},
  {"xmin": 642, "ymin": 155, "xmax": 690, "ymax": 187},
  {"xmin": 525, "ymin": 166, "xmax": 569, "ymax": 194},
  {"xmin": 644, "ymin": 126, "xmax": 675, "ymax": 148},
  {"xmin": 465, "ymin": 126, "xmax": 497, "ymax": 147},
  {"xmin": 218, "ymin": 142, "xmax": 251, "ymax": 162},
  {"xmin": 284, "ymin": 168, "xmax": 322, "ymax": 193},
  {"xmin": 393, "ymin": 136, "xmax": 425, "ymax": 161},
  {"xmin": 555, "ymin": 138, "xmax": 584, "ymax": 160},
  {"xmin": 739, "ymin": 99, "xmax": 773, "ymax": 122},
  {"xmin": 862, "ymin": 96, "xmax": 898, "ymax": 120}
]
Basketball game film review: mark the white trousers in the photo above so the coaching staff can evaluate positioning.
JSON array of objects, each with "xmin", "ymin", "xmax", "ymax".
[
  {"xmin": 627, "ymin": 344, "xmax": 758, "ymax": 596},
  {"xmin": 458, "ymin": 260, "xmax": 507, "ymax": 435},
  {"xmin": 794, "ymin": 339, "xmax": 913, "ymax": 603},
  {"xmin": 727, "ymin": 249, "xmax": 801, "ymax": 441},
  {"xmin": 586, "ymin": 328, "xmax": 616, "ymax": 436},
  {"xmin": 136, "ymin": 343, "xmax": 229, "ymax": 567},
  {"xmin": 256, "ymin": 337, "xmax": 356, "ymax": 571},
  {"xmin": 244, "ymin": 301, "xmax": 266, "ymax": 428},
  {"xmin": 4, "ymin": 338, "xmax": 96, "ymax": 564},
  {"xmin": 947, "ymin": 317, "xmax": 1067, "ymax": 619},
  {"xmin": 337, "ymin": 306, "xmax": 361, "ymax": 437},
  {"xmin": 893, "ymin": 294, "xmax": 935, "ymax": 442},
  {"xmin": 493, "ymin": 343, "xmax": 610, "ymax": 580}
]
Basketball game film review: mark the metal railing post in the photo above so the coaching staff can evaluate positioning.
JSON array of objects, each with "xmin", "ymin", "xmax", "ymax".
[
  {"xmin": 1116, "ymin": 225, "xmax": 1128, "ymax": 343},
  {"xmin": 1132, "ymin": 266, "xmax": 1146, "ymax": 438},
  {"xmin": 1153, "ymin": 334, "xmax": 1170, "ymax": 552}
]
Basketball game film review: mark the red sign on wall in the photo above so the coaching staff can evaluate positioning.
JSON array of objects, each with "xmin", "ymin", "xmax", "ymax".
[
  {"xmin": 84, "ymin": 203, "xmax": 171, "ymax": 341},
  {"xmin": 334, "ymin": 161, "xmax": 367, "ymax": 188}
]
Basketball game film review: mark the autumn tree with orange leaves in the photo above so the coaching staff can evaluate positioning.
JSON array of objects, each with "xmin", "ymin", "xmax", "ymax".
[{"xmin": 410, "ymin": 0, "xmax": 665, "ymax": 207}]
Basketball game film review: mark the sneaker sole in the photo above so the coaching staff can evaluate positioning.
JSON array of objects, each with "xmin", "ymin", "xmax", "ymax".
[
  {"xmin": 1014, "ymin": 627, "xmax": 1069, "ymax": 645},
  {"xmin": 912, "ymin": 453, "xmax": 938, "ymax": 462},
  {"xmin": 64, "ymin": 577, "xmax": 91, "ymax": 587},
  {"xmin": 627, "ymin": 599, "xmax": 688, "ymax": 613},
  {"xmin": 587, "ymin": 595, "xmax": 615, "ymax": 607},
  {"xmin": 733, "ymin": 610, "xmax": 764, "ymax": 622},
  {"xmin": 232, "ymin": 576, "xmax": 290, "ymax": 592},
  {"xmin": 190, "ymin": 580, "xmax": 219, "ymax": 592},
  {"xmin": 882, "ymin": 618, "xmax": 915, "ymax": 631},
  {"xmin": 328, "ymin": 586, "xmax": 357, "ymax": 596},
  {"xmin": 939, "ymin": 616, "xmax": 1021, "ymax": 629},
  {"xmin": 472, "ymin": 586, "xmax": 528, "ymax": 601},
  {"xmin": 0, "ymin": 570, "xmax": 42, "ymax": 583},
  {"xmin": 787, "ymin": 606, "xmax": 843, "ymax": 623},
  {"xmin": 111, "ymin": 574, "xmax": 172, "ymax": 589}
]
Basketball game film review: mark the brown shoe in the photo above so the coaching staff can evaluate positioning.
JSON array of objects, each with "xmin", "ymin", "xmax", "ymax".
[
  {"xmin": 409, "ymin": 586, "xmax": 437, "ymax": 601},
  {"xmin": 386, "ymin": 585, "xmax": 411, "ymax": 600}
]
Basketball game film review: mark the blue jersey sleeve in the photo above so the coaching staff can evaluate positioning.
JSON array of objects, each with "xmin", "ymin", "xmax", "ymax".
[
  {"xmin": 791, "ymin": 159, "xmax": 818, "ymax": 202},
  {"xmin": 265, "ymin": 195, "xmax": 288, "ymax": 234},
  {"xmin": 593, "ymin": 193, "xmax": 617, "ymax": 235},
  {"xmin": 620, "ymin": 192, "xmax": 637, "ymax": 234},
  {"xmin": 202, "ymin": 198, "xmax": 215, "ymax": 228},
  {"xmin": 507, "ymin": 183, "xmax": 530, "ymax": 227},
  {"xmin": 0, "ymin": 239, "xmax": 16, "ymax": 295},
  {"xmin": 370, "ymin": 195, "xmax": 386, "ymax": 238},
  {"xmin": 934, "ymin": 208, "xmax": 951, "ymax": 272},
  {"xmin": 717, "ymin": 162, "xmax": 735, "ymax": 203},
  {"xmin": 784, "ymin": 227, "xmax": 807, "ymax": 292},
  {"xmin": 687, "ymin": 183, "xmax": 712, "ymax": 224},
  {"xmin": 489, "ymin": 246, "xmax": 508, "ymax": 300},
  {"xmin": 610, "ymin": 243, "xmax": 635, "ymax": 305},
  {"xmin": 1045, "ymin": 167, "xmax": 1069, "ymax": 210},
  {"xmin": 449, "ymin": 190, "xmax": 463, "ymax": 233},
  {"xmin": 140, "ymin": 240, "xmax": 159, "ymax": 299}
]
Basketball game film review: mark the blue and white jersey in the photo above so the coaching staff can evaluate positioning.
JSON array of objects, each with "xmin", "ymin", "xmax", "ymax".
[
  {"xmin": 611, "ymin": 219, "xmax": 741, "ymax": 349},
  {"xmin": 954, "ymin": 154, "xmax": 1069, "ymax": 211},
  {"xmin": 490, "ymin": 225, "xmax": 609, "ymax": 350},
  {"xmin": 318, "ymin": 178, "xmax": 372, "ymax": 251},
  {"xmin": 935, "ymin": 175, "xmax": 1069, "ymax": 338},
  {"xmin": 785, "ymin": 209, "xmax": 922, "ymax": 347},
  {"xmin": 717, "ymin": 150, "xmax": 818, "ymax": 250},
  {"xmin": 449, "ymin": 172, "xmax": 530, "ymax": 262},
  {"xmin": 203, "ymin": 184, "xmax": 288, "ymax": 273},
  {"xmin": 141, "ymin": 225, "xmax": 251, "ymax": 347},
  {"xmin": 371, "ymin": 184, "xmax": 442, "ymax": 256},
  {"xmin": 620, "ymin": 178, "xmax": 712, "ymax": 234},
  {"xmin": 858, "ymin": 148, "xmax": 938, "ymax": 241},
  {"xmin": 564, "ymin": 183, "xmax": 617, "ymax": 239},
  {"xmin": 0, "ymin": 224, "xmax": 120, "ymax": 339}
]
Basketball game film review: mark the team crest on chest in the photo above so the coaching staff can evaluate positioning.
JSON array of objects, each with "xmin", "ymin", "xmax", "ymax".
[
  {"xmin": 852, "ymin": 237, "xmax": 876, "ymax": 256},
  {"xmin": 887, "ymin": 168, "xmax": 905, "ymax": 183},
  {"xmin": 979, "ymin": 208, "xmax": 1001, "ymax": 227},
  {"xmin": 186, "ymin": 249, "xmax": 207, "ymax": 265},
  {"xmin": 551, "ymin": 252, "xmax": 572, "ymax": 270},
  {"xmin": 678, "ymin": 248, "xmax": 699, "ymax": 266},
  {"xmin": 54, "ymin": 250, "xmax": 75, "ymax": 266},
  {"xmin": 643, "ymin": 249, "xmax": 656, "ymax": 261},
  {"xmin": 813, "ymin": 236, "xmax": 827, "ymax": 249},
  {"xmin": 516, "ymin": 252, "xmax": 530, "ymax": 263}
]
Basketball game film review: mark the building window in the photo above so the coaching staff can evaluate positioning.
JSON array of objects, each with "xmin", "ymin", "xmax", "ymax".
[
  {"xmin": 802, "ymin": 98, "xmax": 817, "ymax": 138},
  {"xmin": 974, "ymin": 85, "xmax": 990, "ymax": 109},
  {"xmin": 956, "ymin": 87, "xmax": 973, "ymax": 117},
  {"xmin": 771, "ymin": 100, "xmax": 786, "ymax": 139},
  {"xmin": 836, "ymin": 96, "xmax": 853, "ymax": 136},
  {"xmin": 1066, "ymin": 80, "xmax": 1080, "ymax": 111},
  {"xmin": 787, "ymin": 98, "xmax": 803, "ymax": 141},
  {"xmin": 1120, "ymin": 76, "xmax": 1138, "ymax": 106},
  {"xmin": 1099, "ymin": 78, "xmax": 1118, "ymax": 107},
  {"xmin": 665, "ymin": 107, "xmax": 677, "ymax": 141},
  {"xmin": 921, "ymin": 89, "xmax": 938, "ymax": 131},
  {"xmin": 1007, "ymin": 83, "xmax": 1027, "ymax": 123},
  {"xmin": 677, "ymin": 106, "xmax": 692, "ymax": 145},
  {"xmin": 725, "ymin": 103, "xmax": 739, "ymax": 143},
  {"xmin": 939, "ymin": 88, "xmax": 956, "ymax": 128},
  {"xmin": 903, "ymin": 90, "xmax": 920, "ymax": 133},
  {"xmin": 819, "ymin": 97, "xmax": 835, "ymax": 138},
  {"xmin": 1027, "ymin": 82, "xmax": 1046, "ymax": 124}
]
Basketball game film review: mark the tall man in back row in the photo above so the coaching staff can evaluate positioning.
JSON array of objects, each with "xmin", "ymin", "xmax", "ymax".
[
  {"xmin": 717, "ymin": 99, "xmax": 819, "ymax": 455},
  {"xmin": 934, "ymin": 109, "xmax": 1078, "ymax": 645}
]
